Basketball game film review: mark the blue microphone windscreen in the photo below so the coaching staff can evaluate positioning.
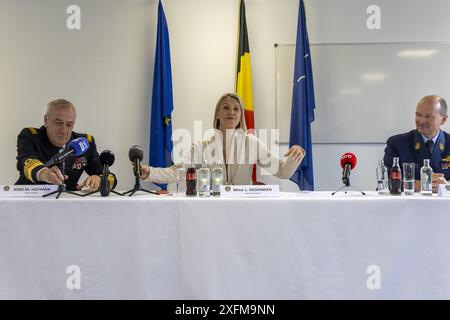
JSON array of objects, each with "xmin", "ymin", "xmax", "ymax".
[{"xmin": 68, "ymin": 137, "xmax": 90, "ymax": 156}]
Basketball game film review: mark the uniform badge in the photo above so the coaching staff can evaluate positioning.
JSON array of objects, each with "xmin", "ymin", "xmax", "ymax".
[
  {"xmin": 439, "ymin": 143, "xmax": 445, "ymax": 152},
  {"xmin": 414, "ymin": 142, "xmax": 421, "ymax": 151},
  {"xmin": 442, "ymin": 156, "xmax": 450, "ymax": 162},
  {"xmin": 72, "ymin": 157, "xmax": 87, "ymax": 170}
]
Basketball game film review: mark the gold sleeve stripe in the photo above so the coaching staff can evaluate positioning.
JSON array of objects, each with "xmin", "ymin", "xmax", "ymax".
[
  {"xmin": 23, "ymin": 159, "xmax": 44, "ymax": 182},
  {"xmin": 28, "ymin": 127, "xmax": 38, "ymax": 135},
  {"xmin": 86, "ymin": 134, "xmax": 93, "ymax": 143}
]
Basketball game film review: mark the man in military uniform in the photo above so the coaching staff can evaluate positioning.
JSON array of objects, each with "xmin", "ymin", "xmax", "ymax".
[
  {"xmin": 16, "ymin": 99, "xmax": 116, "ymax": 191},
  {"xmin": 383, "ymin": 95, "xmax": 450, "ymax": 192}
]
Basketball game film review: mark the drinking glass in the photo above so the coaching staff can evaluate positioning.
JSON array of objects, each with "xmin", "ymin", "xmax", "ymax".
[{"xmin": 402, "ymin": 163, "xmax": 415, "ymax": 195}]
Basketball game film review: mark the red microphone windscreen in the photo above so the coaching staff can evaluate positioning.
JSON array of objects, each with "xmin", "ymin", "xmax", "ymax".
[{"xmin": 340, "ymin": 152, "xmax": 357, "ymax": 169}]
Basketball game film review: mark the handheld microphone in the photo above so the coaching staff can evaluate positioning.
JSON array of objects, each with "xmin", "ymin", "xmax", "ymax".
[
  {"xmin": 129, "ymin": 145, "xmax": 144, "ymax": 178},
  {"xmin": 99, "ymin": 150, "xmax": 115, "ymax": 197},
  {"xmin": 340, "ymin": 152, "xmax": 357, "ymax": 187},
  {"xmin": 45, "ymin": 137, "xmax": 90, "ymax": 166}
]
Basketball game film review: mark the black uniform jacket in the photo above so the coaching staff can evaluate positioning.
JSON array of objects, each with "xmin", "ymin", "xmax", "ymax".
[{"xmin": 15, "ymin": 126, "xmax": 116, "ymax": 191}]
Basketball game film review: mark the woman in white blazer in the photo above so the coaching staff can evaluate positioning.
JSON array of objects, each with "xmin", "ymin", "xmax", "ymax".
[{"xmin": 140, "ymin": 93, "xmax": 305, "ymax": 185}]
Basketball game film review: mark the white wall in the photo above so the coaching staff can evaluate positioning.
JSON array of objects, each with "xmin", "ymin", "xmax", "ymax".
[
  {"xmin": 0, "ymin": 0, "xmax": 157, "ymax": 190},
  {"xmin": 1, "ymin": 0, "xmax": 449, "ymax": 192},
  {"xmin": 305, "ymin": 0, "xmax": 450, "ymax": 191}
]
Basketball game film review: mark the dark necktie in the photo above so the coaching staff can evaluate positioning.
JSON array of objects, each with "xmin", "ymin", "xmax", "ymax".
[{"xmin": 426, "ymin": 139, "xmax": 434, "ymax": 155}]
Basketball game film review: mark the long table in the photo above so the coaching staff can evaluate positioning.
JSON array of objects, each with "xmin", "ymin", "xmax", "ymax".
[{"xmin": 1, "ymin": 191, "xmax": 449, "ymax": 299}]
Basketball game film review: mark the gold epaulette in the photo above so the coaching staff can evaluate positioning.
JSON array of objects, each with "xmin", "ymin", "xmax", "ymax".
[{"xmin": 28, "ymin": 127, "xmax": 38, "ymax": 135}]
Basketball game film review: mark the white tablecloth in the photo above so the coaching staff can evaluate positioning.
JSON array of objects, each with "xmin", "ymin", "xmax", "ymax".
[{"xmin": 1, "ymin": 191, "xmax": 449, "ymax": 299}]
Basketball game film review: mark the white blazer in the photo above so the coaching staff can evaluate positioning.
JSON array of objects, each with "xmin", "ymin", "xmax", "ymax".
[{"xmin": 145, "ymin": 129, "xmax": 303, "ymax": 185}]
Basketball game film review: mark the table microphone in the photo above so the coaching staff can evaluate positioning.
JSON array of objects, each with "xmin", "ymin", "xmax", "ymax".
[
  {"xmin": 340, "ymin": 152, "xmax": 357, "ymax": 187},
  {"xmin": 45, "ymin": 137, "xmax": 90, "ymax": 166},
  {"xmin": 129, "ymin": 145, "xmax": 144, "ymax": 178},
  {"xmin": 99, "ymin": 150, "xmax": 115, "ymax": 197},
  {"xmin": 122, "ymin": 145, "xmax": 159, "ymax": 196}
]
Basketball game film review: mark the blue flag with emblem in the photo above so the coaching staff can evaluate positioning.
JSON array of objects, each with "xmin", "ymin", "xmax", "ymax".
[
  {"xmin": 289, "ymin": 0, "xmax": 315, "ymax": 191},
  {"xmin": 150, "ymin": 0, "xmax": 173, "ymax": 190}
]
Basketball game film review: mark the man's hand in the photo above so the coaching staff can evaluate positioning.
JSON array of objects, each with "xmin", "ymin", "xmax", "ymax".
[
  {"xmin": 38, "ymin": 166, "xmax": 67, "ymax": 185},
  {"xmin": 414, "ymin": 180, "xmax": 421, "ymax": 192},
  {"xmin": 78, "ymin": 175, "xmax": 101, "ymax": 192},
  {"xmin": 432, "ymin": 173, "xmax": 447, "ymax": 193},
  {"xmin": 415, "ymin": 173, "xmax": 446, "ymax": 193},
  {"xmin": 284, "ymin": 145, "xmax": 305, "ymax": 162}
]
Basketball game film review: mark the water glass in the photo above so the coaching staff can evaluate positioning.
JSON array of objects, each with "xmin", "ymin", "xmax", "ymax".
[
  {"xmin": 175, "ymin": 166, "xmax": 186, "ymax": 196},
  {"xmin": 402, "ymin": 163, "xmax": 415, "ymax": 195}
]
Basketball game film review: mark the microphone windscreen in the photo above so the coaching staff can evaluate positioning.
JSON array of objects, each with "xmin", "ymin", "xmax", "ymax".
[
  {"xmin": 129, "ymin": 145, "xmax": 144, "ymax": 162},
  {"xmin": 340, "ymin": 152, "xmax": 357, "ymax": 169},
  {"xmin": 99, "ymin": 150, "xmax": 115, "ymax": 166},
  {"xmin": 68, "ymin": 137, "xmax": 90, "ymax": 156}
]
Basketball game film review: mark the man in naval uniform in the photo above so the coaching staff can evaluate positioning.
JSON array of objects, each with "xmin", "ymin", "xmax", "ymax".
[{"xmin": 15, "ymin": 99, "xmax": 116, "ymax": 191}]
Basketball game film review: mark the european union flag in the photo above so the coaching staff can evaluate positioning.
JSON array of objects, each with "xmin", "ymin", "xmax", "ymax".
[
  {"xmin": 150, "ymin": 0, "xmax": 173, "ymax": 190},
  {"xmin": 289, "ymin": 0, "xmax": 315, "ymax": 191}
]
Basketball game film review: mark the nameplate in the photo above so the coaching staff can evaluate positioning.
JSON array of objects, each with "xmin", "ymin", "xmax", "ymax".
[
  {"xmin": 0, "ymin": 185, "xmax": 58, "ymax": 197},
  {"xmin": 220, "ymin": 185, "xmax": 280, "ymax": 198},
  {"xmin": 437, "ymin": 184, "xmax": 450, "ymax": 197}
]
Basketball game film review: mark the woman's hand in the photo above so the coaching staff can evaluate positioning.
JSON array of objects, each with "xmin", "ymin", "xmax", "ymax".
[
  {"xmin": 284, "ymin": 145, "xmax": 305, "ymax": 162},
  {"xmin": 140, "ymin": 164, "xmax": 151, "ymax": 180}
]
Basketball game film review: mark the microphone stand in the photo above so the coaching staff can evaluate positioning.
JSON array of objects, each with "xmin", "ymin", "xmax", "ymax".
[
  {"xmin": 331, "ymin": 183, "xmax": 366, "ymax": 196},
  {"xmin": 122, "ymin": 173, "xmax": 159, "ymax": 197},
  {"xmin": 42, "ymin": 160, "xmax": 84, "ymax": 199}
]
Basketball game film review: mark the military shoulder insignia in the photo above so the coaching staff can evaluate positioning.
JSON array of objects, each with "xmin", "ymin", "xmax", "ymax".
[
  {"xmin": 439, "ymin": 143, "xmax": 445, "ymax": 152},
  {"xmin": 414, "ymin": 142, "xmax": 421, "ymax": 151},
  {"xmin": 28, "ymin": 127, "xmax": 38, "ymax": 135},
  {"xmin": 85, "ymin": 134, "xmax": 93, "ymax": 143}
]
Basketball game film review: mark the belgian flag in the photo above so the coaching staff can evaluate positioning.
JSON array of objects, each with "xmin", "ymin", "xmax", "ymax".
[
  {"xmin": 236, "ymin": 0, "xmax": 256, "ymax": 182},
  {"xmin": 236, "ymin": 0, "xmax": 254, "ymax": 130}
]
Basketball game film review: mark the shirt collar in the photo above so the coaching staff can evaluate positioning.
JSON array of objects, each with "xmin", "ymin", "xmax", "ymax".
[{"xmin": 421, "ymin": 130, "xmax": 440, "ymax": 144}]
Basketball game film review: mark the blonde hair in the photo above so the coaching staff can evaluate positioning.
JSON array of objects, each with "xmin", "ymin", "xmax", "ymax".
[
  {"xmin": 46, "ymin": 99, "xmax": 76, "ymax": 116},
  {"xmin": 213, "ymin": 93, "xmax": 247, "ymax": 131}
]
